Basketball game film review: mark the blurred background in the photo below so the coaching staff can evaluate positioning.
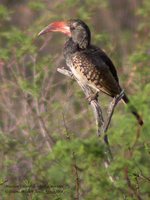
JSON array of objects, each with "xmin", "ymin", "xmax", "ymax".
[{"xmin": 0, "ymin": 0, "xmax": 150, "ymax": 199}]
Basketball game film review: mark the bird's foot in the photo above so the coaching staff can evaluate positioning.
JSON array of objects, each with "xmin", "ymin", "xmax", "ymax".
[{"xmin": 86, "ymin": 92, "xmax": 99, "ymax": 103}]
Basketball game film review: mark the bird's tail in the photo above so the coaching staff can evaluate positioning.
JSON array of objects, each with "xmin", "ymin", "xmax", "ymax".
[{"xmin": 122, "ymin": 94, "xmax": 143, "ymax": 126}]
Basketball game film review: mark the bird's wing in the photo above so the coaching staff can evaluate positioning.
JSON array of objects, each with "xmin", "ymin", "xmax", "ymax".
[
  {"xmin": 93, "ymin": 60, "xmax": 121, "ymax": 97},
  {"xmin": 71, "ymin": 50, "xmax": 121, "ymax": 97},
  {"xmin": 89, "ymin": 45, "xmax": 119, "ymax": 83}
]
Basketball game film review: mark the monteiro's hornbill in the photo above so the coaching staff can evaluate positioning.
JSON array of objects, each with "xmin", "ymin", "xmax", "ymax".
[{"xmin": 38, "ymin": 19, "xmax": 143, "ymax": 126}]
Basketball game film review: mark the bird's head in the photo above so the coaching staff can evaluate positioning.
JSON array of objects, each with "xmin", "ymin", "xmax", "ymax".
[{"xmin": 38, "ymin": 19, "xmax": 91, "ymax": 49}]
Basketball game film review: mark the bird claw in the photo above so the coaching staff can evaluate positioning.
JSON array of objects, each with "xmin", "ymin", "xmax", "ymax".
[{"xmin": 86, "ymin": 92, "xmax": 99, "ymax": 103}]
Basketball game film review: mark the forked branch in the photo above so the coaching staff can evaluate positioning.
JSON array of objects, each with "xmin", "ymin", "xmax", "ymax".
[
  {"xmin": 57, "ymin": 67, "xmax": 124, "ymax": 137},
  {"xmin": 57, "ymin": 67, "xmax": 125, "ymax": 185},
  {"xmin": 57, "ymin": 67, "xmax": 104, "ymax": 136}
]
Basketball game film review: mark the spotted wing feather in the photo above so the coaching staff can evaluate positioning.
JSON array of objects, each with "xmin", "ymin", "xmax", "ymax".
[{"xmin": 70, "ymin": 50, "xmax": 121, "ymax": 97}]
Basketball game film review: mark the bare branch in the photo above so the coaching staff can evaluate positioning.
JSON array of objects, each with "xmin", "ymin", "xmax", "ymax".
[
  {"xmin": 124, "ymin": 166, "xmax": 143, "ymax": 200},
  {"xmin": 62, "ymin": 113, "xmax": 80, "ymax": 200},
  {"xmin": 57, "ymin": 67, "xmax": 117, "ymax": 185},
  {"xmin": 57, "ymin": 67, "xmax": 104, "ymax": 136},
  {"xmin": 104, "ymin": 90, "xmax": 124, "ymax": 133},
  {"xmin": 34, "ymin": 98, "xmax": 55, "ymax": 152},
  {"xmin": 72, "ymin": 152, "xmax": 80, "ymax": 200}
]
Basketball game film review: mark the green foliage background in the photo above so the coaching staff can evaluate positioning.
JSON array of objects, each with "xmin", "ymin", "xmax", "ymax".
[{"xmin": 0, "ymin": 0, "xmax": 149, "ymax": 199}]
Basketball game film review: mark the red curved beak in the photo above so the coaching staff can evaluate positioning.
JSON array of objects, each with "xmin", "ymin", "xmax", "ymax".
[{"xmin": 38, "ymin": 21, "xmax": 71, "ymax": 37}]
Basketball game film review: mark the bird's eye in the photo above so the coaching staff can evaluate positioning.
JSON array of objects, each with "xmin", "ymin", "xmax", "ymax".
[
  {"xmin": 70, "ymin": 26, "xmax": 75, "ymax": 31},
  {"xmin": 70, "ymin": 22, "xmax": 78, "ymax": 31}
]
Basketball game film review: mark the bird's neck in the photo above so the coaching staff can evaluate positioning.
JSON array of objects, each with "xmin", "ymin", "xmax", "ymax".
[
  {"xmin": 63, "ymin": 38, "xmax": 90, "ymax": 58},
  {"xmin": 63, "ymin": 38, "xmax": 79, "ymax": 58},
  {"xmin": 76, "ymin": 34, "xmax": 90, "ymax": 49}
]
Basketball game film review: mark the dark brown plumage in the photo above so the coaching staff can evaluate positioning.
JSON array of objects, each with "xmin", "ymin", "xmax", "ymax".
[{"xmin": 38, "ymin": 19, "xmax": 143, "ymax": 126}]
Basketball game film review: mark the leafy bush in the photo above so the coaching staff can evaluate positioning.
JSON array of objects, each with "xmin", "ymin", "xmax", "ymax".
[{"xmin": 0, "ymin": 0, "xmax": 149, "ymax": 199}]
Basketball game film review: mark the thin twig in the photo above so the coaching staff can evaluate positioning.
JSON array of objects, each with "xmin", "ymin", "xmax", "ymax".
[
  {"xmin": 62, "ymin": 113, "xmax": 80, "ymax": 200},
  {"xmin": 72, "ymin": 152, "xmax": 80, "ymax": 200},
  {"xmin": 124, "ymin": 166, "xmax": 143, "ymax": 200},
  {"xmin": 103, "ymin": 90, "xmax": 125, "ymax": 160},
  {"xmin": 29, "ymin": 55, "xmax": 55, "ymax": 152},
  {"xmin": 34, "ymin": 98, "xmax": 55, "ymax": 151},
  {"xmin": 104, "ymin": 90, "xmax": 124, "ymax": 133},
  {"xmin": 138, "ymin": 168, "xmax": 150, "ymax": 182}
]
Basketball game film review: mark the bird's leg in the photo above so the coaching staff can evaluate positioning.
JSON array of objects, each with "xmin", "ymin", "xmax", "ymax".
[{"xmin": 86, "ymin": 91, "xmax": 99, "ymax": 103}]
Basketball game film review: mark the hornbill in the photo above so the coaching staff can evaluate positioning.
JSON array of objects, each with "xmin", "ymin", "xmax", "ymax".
[{"xmin": 38, "ymin": 19, "xmax": 143, "ymax": 126}]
